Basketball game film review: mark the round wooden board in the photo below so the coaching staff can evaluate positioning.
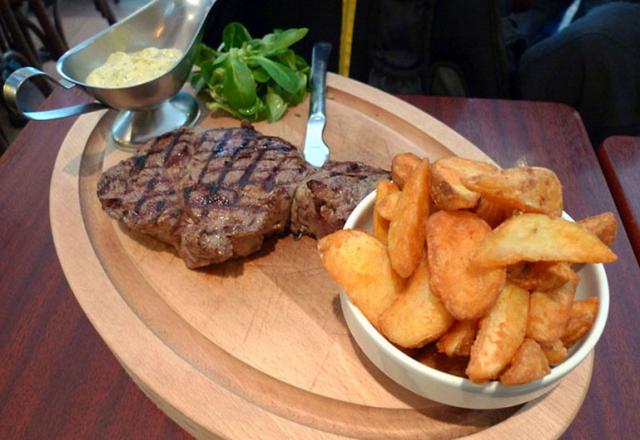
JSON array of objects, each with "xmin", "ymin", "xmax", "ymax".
[{"xmin": 50, "ymin": 74, "xmax": 592, "ymax": 439}]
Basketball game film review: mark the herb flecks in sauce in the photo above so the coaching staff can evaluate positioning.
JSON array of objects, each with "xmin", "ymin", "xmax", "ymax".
[{"xmin": 86, "ymin": 47, "xmax": 182, "ymax": 87}]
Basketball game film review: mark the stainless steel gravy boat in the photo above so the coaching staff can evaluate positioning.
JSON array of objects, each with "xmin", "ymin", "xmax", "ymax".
[{"xmin": 3, "ymin": 0, "xmax": 217, "ymax": 146}]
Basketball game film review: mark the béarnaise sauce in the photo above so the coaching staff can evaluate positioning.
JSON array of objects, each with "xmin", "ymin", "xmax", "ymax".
[{"xmin": 86, "ymin": 47, "xmax": 182, "ymax": 87}]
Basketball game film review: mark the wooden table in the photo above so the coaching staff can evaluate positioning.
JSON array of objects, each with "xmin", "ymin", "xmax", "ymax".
[
  {"xmin": 1, "ymin": 89, "xmax": 639, "ymax": 439},
  {"xmin": 597, "ymin": 136, "xmax": 640, "ymax": 264}
]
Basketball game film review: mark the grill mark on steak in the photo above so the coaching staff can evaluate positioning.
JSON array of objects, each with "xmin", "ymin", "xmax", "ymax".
[
  {"xmin": 97, "ymin": 126, "xmax": 388, "ymax": 268},
  {"xmin": 208, "ymin": 135, "xmax": 257, "ymax": 191},
  {"xmin": 264, "ymin": 156, "xmax": 284, "ymax": 192},
  {"xmin": 238, "ymin": 148, "xmax": 266, "ymax": 187},
  {"xmin": 182, "ymin": 130, "xmax": 264, "ymax": 222},
  {"xmin": 182, "ymin": 129, "xmax": 237, "ymax": 220},
  {"xmin": 162, "ymin": 131, "xmax": 183, "ymax": 165},
  {"xmin": 133, "ymin": 155, "xmax": 147, "ymax": 171},
  {"xmin": 195, "ymin": 130, "xmax": 231, "ymax": 185},
  {"xmin": 130, "ymin": 130, "xmax": 189, "ymax": 217}
]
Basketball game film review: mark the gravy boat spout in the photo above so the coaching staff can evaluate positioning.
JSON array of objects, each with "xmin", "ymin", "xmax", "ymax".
[{"xmin": 3, "ymin": 0, "xmax": 218, "ymax": 147}]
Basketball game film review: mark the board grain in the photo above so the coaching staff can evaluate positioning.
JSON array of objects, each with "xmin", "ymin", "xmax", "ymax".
[{"xmin": 49, "ymin": 74, "xmax": 593, "ymax": 439}]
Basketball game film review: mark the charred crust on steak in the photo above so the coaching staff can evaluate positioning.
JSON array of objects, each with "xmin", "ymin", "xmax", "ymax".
[{"xmin": 97, "ymin": 126, "xmax": 388, "ymax": 268}]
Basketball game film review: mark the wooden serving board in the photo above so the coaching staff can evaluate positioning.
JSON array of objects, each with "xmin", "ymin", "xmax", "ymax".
[{"xmin": 50, "ymin": 74, "xmax": 592, "ymax": 439}]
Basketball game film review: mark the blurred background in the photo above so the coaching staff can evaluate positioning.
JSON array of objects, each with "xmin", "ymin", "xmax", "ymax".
[{"xmin": 1, "ymin": 0, "xmax": 638, "ymax": 153}]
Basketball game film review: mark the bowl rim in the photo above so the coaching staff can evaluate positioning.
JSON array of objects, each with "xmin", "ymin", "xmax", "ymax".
[{"xmin": 342, "ymin": 190, "xmax": 609, "ymax": 395}]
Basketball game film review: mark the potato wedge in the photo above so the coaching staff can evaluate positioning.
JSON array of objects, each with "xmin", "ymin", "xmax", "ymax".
[
  {"xmin": 388, "ymin": 160, "xmax": 430, "ymax": 278},
  {"xmin": 376, "ymin": 191, "xmax": 401, "ymax": 221},
  {"xmin": 507, "ymin": 262, "xmax": 579, "ymax": 292},
  {"xmin": 436, "ymin": 320, "xmax": 477, "ymax": 357},
  {"xmin": 426, "ymin": 211, "xmax": 506, "ymax": 320},
  {"xmin": 474, "ymin": 197, "xmax": 510, "ymax": 228},
  {"xmin": 430, "ymin": 157, "xmax": 497, "ymax": 210},
  {"xmin": 499, "ymin": 339, "xmax": 550, "ymax": 385},
  {"xmin": 461, "ymin": 166, "xmax": 563, "ymax": 216},
  {"xmin": 578, "ymin": 212, "xmax": 617, "ymax": 246},
  {"xmin": 473, "ymin": 213, "xmax": 618, "ymax": 268},
  {"xmin": 540, "ymin": 340, "xmax": 568, "ymax": 366},
  {"xmin": 318, "ymin": 230, "xmax": 403, "ymax": 329},
  {"xmin": 466, "ymin": 282, "xmax": 529, "ymax": 383},
  {"xmin": 527, "ymin": 280, "xmax": 578, "ymax": 343},
  {"xmin": 416, "ymin": 345, "xmax": 468, "ymax": 378},
  {"xmin": 380, "ymin": 258, "xmax": 454, "ymax": 348},
  {"xmin": 562, "ymin": 297, "xmax": 599, "ymax": 346},
  {"xmin": 391, "ymin": 152, "xmax": 421, "ymax": 189},
  {"xmin": 373, "ymin": 180, "xmax": 399, "ymax": 243}
]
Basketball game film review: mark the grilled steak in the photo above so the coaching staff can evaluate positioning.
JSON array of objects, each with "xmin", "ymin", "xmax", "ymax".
[
  {"xmin": 98, "ymin": 125, "xmax": 312, "ymax": 268},
  {"xmin": 98, "ymin": 125, "xmax": 388, "ymax": 268},
  {"xmin": 290, "ymin": 161, "xmax": 389, "ymax": 238}
]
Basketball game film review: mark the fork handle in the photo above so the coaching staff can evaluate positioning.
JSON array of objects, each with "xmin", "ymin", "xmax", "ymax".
[{"xmin": 309, "ymin": 42, "xmax": 332, "ymax": 117}]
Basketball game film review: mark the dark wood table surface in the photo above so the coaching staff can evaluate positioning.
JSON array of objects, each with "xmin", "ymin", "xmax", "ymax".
[
  {"xmin": 1, "ymin": 89, "xmax": 639, "ymax": 439},
  {"xmin": 597, "ymin": 136, "xmax": 640, "ymax": 265}
]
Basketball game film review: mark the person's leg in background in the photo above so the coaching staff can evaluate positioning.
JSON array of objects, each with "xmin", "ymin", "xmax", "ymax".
[
  {"xmin": 512, "ymin": 0, "xmax": 575, "ymax": 45},
  {"xmin": 518, "ymin": 2, "xmax": 640, "ymax": 144}
]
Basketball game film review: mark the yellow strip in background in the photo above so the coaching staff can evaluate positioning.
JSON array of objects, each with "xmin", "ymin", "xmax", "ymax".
[{"xmin": 339, "ymin": 0, "xmax": 357, "ymax": 77}]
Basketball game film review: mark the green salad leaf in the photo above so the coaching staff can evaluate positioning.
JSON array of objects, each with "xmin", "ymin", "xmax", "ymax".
[
  {"xmin": 192, "ymin": 22, "xmax": 310, "ymax": 122},
  {"xmin": 223, "ymin": 22, "xmax": 251, "ymax": 49}
]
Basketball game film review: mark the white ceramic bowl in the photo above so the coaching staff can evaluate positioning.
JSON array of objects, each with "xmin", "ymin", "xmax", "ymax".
[{"xmin": 341, "ymin": 191, "xmax": 609, "ymax": 409}]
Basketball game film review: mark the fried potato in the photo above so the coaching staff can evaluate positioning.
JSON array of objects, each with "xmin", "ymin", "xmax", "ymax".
[
  {"xmin": 466, "ymin": 282, "xmax": 529, "ymax": 383},
  {"xmin": 499, "ymin": 339, "xmax": 550, "ymax": 385},
  {"xmin": 388, "ymin": 160, "xmax": 430, "ymax": 278},
  {"xmin": 507, "ymin": 262, "xmax": 579, "ymax": 292},
  {"xmin": 318, "ymin": 230, "xmax": 403, "ymax": 329},
  {"xmin": 474, "ymin": 197, "xmax": 510, "ymax": 228},
  {"xmin": 430, "ymin": 157, "xmax": 498, "ymax": 210},
  {"xmin": 380, "ymin": 258, "xmax": 454, "ymax": 348},
  {"xmin": 527, "ymin": 280, "xmax": 578, "ymax": 343},
  {"xmin": 578, "ymin": 212, "xmax": 617, "ymax": 246},
  {"xmin": 416, "ymin": 345, "xmax": 468, "ymax": 378},
  {"xmin": 376, "ymin": 191, "xmax": 401, "ymax": 221},
  {"xmin": 540, "ymin": 340, "xmax": 568, "ymax": 366},
  {"xmin": 391, "ymin": 152, "xmax": 421, "ymax": 189},
  {"xmin": 373, "ymin": 180, "xmax": 399, "ymax": 243},
  {"xmin": 472, "ymin": 213, "xmax": 618, "ymax": 268},
  {"xmin": 562, "ymin": 297, "xmax": 599, "ymax": 346},
  {"xmin": 426, "ymin": 211, "xmax": 506, "ymax": 320},
  {"xmin": 461, "ymin": 166, "xmax": 563, "ymax": 216},
  {"xmin": 436, "ymin": 320, "xmax": 477, "ymax": 357}
]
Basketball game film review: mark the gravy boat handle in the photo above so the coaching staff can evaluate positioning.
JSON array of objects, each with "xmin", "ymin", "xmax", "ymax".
[{"xmin": 3, "ymin": 67, "xmax": 107, "ymax": 121}]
